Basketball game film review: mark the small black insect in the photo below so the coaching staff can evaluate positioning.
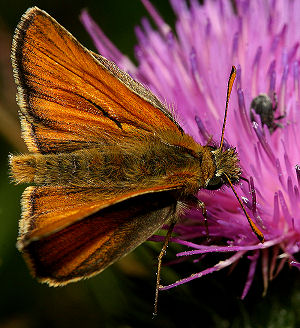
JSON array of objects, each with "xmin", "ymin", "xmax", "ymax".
[{"xmin": 250, "ymin": 93, "xmax": 285, "ymax": 133}]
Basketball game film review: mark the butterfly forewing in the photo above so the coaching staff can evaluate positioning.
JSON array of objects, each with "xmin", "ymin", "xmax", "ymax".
[{"xmin": 12, "ymin": 7, "xmax": 182, "ymax": 154}]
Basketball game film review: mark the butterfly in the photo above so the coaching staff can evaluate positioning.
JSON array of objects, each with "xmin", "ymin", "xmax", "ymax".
[{"xmin": 9, "ymin": 7, "xmax": 264, "ymax": 312}]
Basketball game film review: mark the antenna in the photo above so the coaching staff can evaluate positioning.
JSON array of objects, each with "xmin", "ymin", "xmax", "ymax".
[
  {"xmin": 219, "ymin": 67, "xmax": 264, "ymax": 242},
  {"xmin": 224, "ymin": 173, "xmax": 264, "ymax": 243},
  {"xmin": 220, "ymin": 66, "xmax": 237, "ymax": 151}
]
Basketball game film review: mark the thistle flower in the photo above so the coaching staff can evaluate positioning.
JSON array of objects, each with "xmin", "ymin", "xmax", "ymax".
[{"xmin": 81, "ymin": 0, "xmax": 300, "ymax": 298}]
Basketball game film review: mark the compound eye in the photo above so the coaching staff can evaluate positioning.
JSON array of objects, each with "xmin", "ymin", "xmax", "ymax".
[{"xmin": 206, "ymin": 176, "xmax": 224, "ymax": 190}]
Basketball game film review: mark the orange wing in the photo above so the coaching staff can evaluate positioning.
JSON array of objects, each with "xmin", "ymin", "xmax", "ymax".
[
  {"xmin": 18, "ymin": 186, "xmax": 178, "ymax": 286},
  {"xmin": 18, "ymin": 184, "xmax": 180, "ymax": 246},
  {"xmin": 12, "ymin": 7, "xmax": 183, "ymax": 154}
]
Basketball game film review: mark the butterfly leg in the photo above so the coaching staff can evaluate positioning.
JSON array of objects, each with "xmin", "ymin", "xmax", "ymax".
[
  {"xmin": 153, "ymin": 219, "xmax": 176, "ymax": 317},
  {"xmin": 181, "ymin": 195, "xmax": 210, "ymax": 240},
  {"xmin": 196, "ymin": 200, "xmax": 210, "ymax": 240}
]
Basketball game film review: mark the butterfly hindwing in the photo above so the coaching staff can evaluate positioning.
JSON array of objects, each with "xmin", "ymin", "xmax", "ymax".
[{"xmin": 19, "ymin": 186, "xmax": 177, "ymax": 285}]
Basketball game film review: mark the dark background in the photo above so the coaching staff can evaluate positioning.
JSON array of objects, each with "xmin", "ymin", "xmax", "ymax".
[{"xmin": 0, "ymin": 1, "xmax": 299, "ymax": 327}]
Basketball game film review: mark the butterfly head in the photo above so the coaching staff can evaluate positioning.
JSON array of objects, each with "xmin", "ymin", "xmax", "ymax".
[{"xmin": 205, "ymin": 147, "xmax": 241, "ymax": 190}]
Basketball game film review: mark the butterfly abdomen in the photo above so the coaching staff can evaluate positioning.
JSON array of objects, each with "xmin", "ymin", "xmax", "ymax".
[
  {"xmin": 9, "ymin": 151, "xmax": 91, "ymax": 185},
  {"xmin": 10, "ymin": 136, "xmax": 212, "ymax": 193}
]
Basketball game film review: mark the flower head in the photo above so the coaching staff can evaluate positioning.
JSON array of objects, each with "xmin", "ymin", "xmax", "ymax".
[{"xmin": 81, "ymin": 0, "xmax": 300, "ymax": 297}]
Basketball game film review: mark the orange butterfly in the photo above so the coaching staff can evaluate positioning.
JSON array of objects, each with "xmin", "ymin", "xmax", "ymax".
[{"xmin": 9, "ymin": 7, "xmax": 263, "ymax": 310}]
